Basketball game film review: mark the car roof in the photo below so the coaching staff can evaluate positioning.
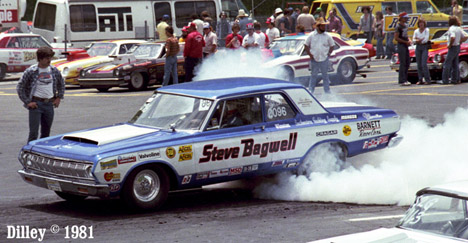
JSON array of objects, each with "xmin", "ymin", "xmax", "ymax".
[
  {"xmin": 158, "ymin": 77, "xmax": 304, "ymax": 99},
  {"xmin": 417, "ymin": 180, "xmax": 468, "ymax": 200},
  {"xmin": 0, "ymin": 33, "xmax": 42, "ymax": 38},
  {"xmin": 92, "ymin": 39, "xmax": 147, "ymax": 44}
]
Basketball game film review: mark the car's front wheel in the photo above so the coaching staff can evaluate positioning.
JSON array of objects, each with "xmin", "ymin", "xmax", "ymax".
[
  {"xmin": 129, "ymin": 72, "xmax": 148, "ymax": 91},
  {"xmin": 297, "ymin": 142, "xmax": 347, "ymax": 176},
  {"xmin": 459, "ymin": 58, "xmax": 468, "ymax": 82},
  {"xmin": 122, "ymin": 165, "xmax": 169, "ymax": 210}
]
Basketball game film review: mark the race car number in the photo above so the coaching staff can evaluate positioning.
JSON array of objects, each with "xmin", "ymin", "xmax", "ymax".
[{"xmin": 268, "ymin": 106, "xmax": 287, "ymax": 119}]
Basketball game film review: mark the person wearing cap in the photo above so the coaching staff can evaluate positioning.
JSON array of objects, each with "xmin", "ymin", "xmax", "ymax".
[
  {"xmin": 237, "ymin": 9, "xmax": 252, "ymax": 37},
  {"xmin": 162, "ymin": 26, "xmax": 180, "ymax": 86},
  {"xmin": 395, "ymin": 12, "xmax": 412, "ymax": 86},
  {"xmin": 327, "ymin": 8, "xmax": 342, "ymax": 34},
  {"xmin": 304, "ymin": 18, "xmax": 334, "ymax": 94},
  {"xmin": 274, "ymin": 8, "xmax": 284, "ymax": 28},
  {"xmin": 216, "ymin": 11, "xmax": 231, "ymax": 48},
  {"xmin": 179, "ymin": 26, "xmax": 188, "ymax": 43},
  {"xmin": 266, "ymin": 18, "xmax": 280, "ymax": 43},
  {"xmin": 314, "ymin": 7, "xmax": 325, "ymax": 20},
  {"xmin": 242, "ymin": 23, "xmax": 260, "ymax": 49},
  {"xmin": 297, "ymin": 6, "xmax": 315, "ymax": 32},
  {"xmin": 203, "ymin": 22, "xmax": 217, "ymax": 58},
  {"xmin": 156, "ymin": 14, "xmax": 170, "ymax": 41},
  {"xmin": 184, "ymin": 22, "xmax": 205, "ymax": 82},
  {"xmin": 441, "ymin": 16, "xmax": 467, "ymax": 84},
  {"xmin": 358, "ymin": 6, "xmax": 375, "ymax": 44},
  {"xmin": 225, "ymin": 23, "xmax": 243, "ymax": 49}
]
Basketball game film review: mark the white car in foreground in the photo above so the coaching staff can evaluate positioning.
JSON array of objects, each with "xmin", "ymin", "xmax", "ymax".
[{"xmin": 312, "ymin": 180, "xmax": 468, "ymax": 242}]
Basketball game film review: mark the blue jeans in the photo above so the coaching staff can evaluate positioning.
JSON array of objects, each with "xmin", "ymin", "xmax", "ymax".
[
  {"xmin": 309, "ymin": 57, "xmax": 330, "ymax": 94},
  {"xmin": 442, "ymin": 45, "xmax": 460, "ymax": 84},
  {"xmin": 376, "ymin": 36, "xmax": 384, "ymax": 57},
  {"xmin": 398, "ymin": 43, "xmax": 410, "ymax": 84},
  {"xmin": 385, "ymin": 32, "xmax": 395, "ymax": 58},
  {"xmin": 162, "ymin": 56, "xmax": 178, "ymax": 86},
  {"xmin": 28, "ymin": 100, "xmax": 54, "ymax": 142},
  {"xmin": 415, "ymin": 44, "xmax": 431, "ymax": 82}
]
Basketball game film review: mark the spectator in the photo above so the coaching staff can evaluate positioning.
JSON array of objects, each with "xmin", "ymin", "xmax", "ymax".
[
  {"xmin": 384, "ymin": 6, "xmax": 397, "ymax": 59},
  {"xmin": 254, "ymin": 22, "xmax": 269, "ymax": 48},
  {"xmin": 266, "ymin": 18, "xmax": 280, "ymax": 43},
  {"xmin": 297, "ymin": 6, "xmax": 315, "ymax": 32},
  {"xmin": 289, "ymin": 7, "xmax": 298, "ymax": 33},
  {"xmin": 191, "ymin": 14, "xmax": 204, "ymax": 35},
  {"xmin": 225, "ymin": 23, "xmax": 243, "ymax": 49},
  {"xmin": 237, "ymin": 9, "xmax": 252, "ymax": 37},
  {"xmin": 395, "ymin": 12, "xmax": 412, "ymax": 86},
  {"xmin": 279, "ymin": 9, "xmax": 292, "ymax": 36},
  {"xmin": 162, "ymin": 26, "xmax": 180, "ymax": 86},
  {"xmin": 296, "ymin": 24, "xmax": 305, "ymax": 35},
  {"xmin": 179, "ymin": 26, "xmax": 188, "ymax": 43},
  {"xmin": 358, "ymin": 6, "xmax": 375, "ymax": 43},
  {"xmin": 441, "ymin": 16, "xmax": 467, "ymax": 84},
  {"xmin": 203, "ymin": 22, "xmax": 217, "ymax": 58},
  {"xmin": 273, "ymin": 8, "xmax": 284, "ymax": 28},
  {"xmin": 304, "ymin": 18, "xmax": 334, "ymax": 94},
  {"xmin": 216, "ymin": 11, "xmax": 231, "ymax": 48},
  {"xmin": 451, "ymin": 0, "xmax": 463, "ymax": 22},
  {"xmin": 314, "ymin": 7, "xmax": 325, "ymax": 20},
  {"xmin": 412, "ymin": 18, "xmax": 431, "ymax": 85},
  {"xmin": 242, "ymin": 23, "xmax": 260, "ymax": 49},
  {"xmin": 327, "ymin": 9, "xmax": 342, "ymax": 34},
  {"xmin": 374, "ymin": 11, "xmax": 384, "ymax": 59},
  {"xmin": 184, "ymin": 23, "xmax": 205, "ymax": 82},
  {"xmin": 156, "ymin": 14, "xmax": 170, "ymax": 41},
  {"xmin": 16, "ymin": 46, "xmax": 65, "ymax": 142},
  {"xmin": 201, "ymin": 10, "xmax": 213, "ymax": 26}
]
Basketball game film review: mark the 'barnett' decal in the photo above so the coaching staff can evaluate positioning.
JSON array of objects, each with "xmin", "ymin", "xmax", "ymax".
[
  {"xmin": 199, "ymin": 132, "xmax": 298, "ymax": 163},
  {"xmin": 357, "ymin": 120, "xmax": 382, "ymax": 137}
]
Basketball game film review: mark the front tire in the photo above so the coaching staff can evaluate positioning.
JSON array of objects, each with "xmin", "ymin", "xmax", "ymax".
[
  {"xmin": 129, "ymin": 72, "xmax": 148, "ymax": 91},
  {"xmin": 122, "ymin": 165, "xmax": 169, "ymax": 210}
]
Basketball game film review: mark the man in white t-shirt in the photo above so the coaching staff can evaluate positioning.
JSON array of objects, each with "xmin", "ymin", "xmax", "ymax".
[
  {"xmin": 242, "ymin": 23, "xmax": 260, "ymax": 49},
  {"xmin": 441, "ymin": 16, "xmax": 467, "ymax": 84},
  {"xmin": 17, "ymin": 47, "xmax": 65, "ymax": 142},
  {"xmin": 202, "ymin": 22, "xmax": 217, "ymax": 58},
  {"xmin": 266, "ymin": 18, "xmax": 280, "ymax": 44},
  {"xmin": 304, "ymin": 18, "xmax": 334, "ymax": 94}
]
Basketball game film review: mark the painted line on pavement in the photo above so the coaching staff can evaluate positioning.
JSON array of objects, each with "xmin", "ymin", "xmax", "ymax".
[{"xmin": 349, "ymin": 214, "xmax": 404, "ymax": 222}]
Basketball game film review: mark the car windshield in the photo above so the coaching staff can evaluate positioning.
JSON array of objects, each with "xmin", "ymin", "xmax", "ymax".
[
  {"xmin": 87, "ymin": 43, "xmax": 117, "ymax": 56},
  {"xmin": 129, "ymin": 93, "xmax": 213, "ymax": 130},
  {"xmin": 432, "ymin": 28, "xmax": 468, "ymax": 44},
  {"xmin": 128, "ymin": 44, "xmax": 163, "ymax": 59},
  {"xmin": 398, "ymin": 193, "xmax": 468, "ymax": 239},
  {"xmin": 270, "ymin": 39, "xmax": 304, "ymax": 56}
]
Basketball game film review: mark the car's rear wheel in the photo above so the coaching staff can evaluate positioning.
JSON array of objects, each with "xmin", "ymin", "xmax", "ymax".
[
  {"xmin": 0, "ymin": 64, "xmax": 6, "ymax": 80},
  {"xmin": 129, "ymin": 72, "xmax": 148, "ymax": 91},
  {"xmin": 336, "ymin": 58, "xmax": 356, "ymax": 84},
  {"xmin": 297, "ymin": 142, "xmax": 347, "ymax": 176},
  {"xmin": 122, "ymin": 165, "xmax": 169, "ymax": 210},
  {"xmin": 459, "ymin": 59, "xmax": 468, "ymax": 82},
  {"xmin": 55, "ymin": 191, "xmax": 88, "ymax": 201},
  {"xmin": 281, "ymin": 66, "xmax": 295, "ymax": 82}
]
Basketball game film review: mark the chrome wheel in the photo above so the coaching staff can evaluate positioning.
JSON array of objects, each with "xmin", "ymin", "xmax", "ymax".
[
  {"xmin": 129, "ymin": 72, "xmax": 147, "ymax": 90},
  {"xmin": 133, "ymin": 169, "xmax": 160, "ymax": 203},
  {"xmin": 337, "ymin": 59, "xmax": 356, "ymax": 84},
  {"xmin": 459, "ymin": 60, "xmax": 468, "ymax": 82}
]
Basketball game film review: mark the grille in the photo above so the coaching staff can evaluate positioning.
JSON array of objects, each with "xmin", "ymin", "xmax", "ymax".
[{"xmin": 22, "ymin": 152, "xmax": 94, "ymax": 180}]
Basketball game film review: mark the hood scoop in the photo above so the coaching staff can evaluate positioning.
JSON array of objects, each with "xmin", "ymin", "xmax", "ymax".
[{"xmin": 62, "ymin": 124, "xmax": 156, "ymax": 145}]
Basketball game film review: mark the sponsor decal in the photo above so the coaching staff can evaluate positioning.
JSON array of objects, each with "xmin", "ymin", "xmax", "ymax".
[
  {"xmin": 243, "ymin": 164, "xmax": 259, "ymax": 172},
  {"xmin": 297, "ymin": 98, "xmax": 313, "ymax": 107},
  {"xmin": 179, "ymin": 153, "xmax": 193, "ymax": 162},
  {"xmin": 178, "ymin": 145, "xmax": 192, "ymax": 153},
  {"xmin": 341, "ymin": 114, "xmax": 357, "ymax": 120},
  {"xmin": 327, "ymin": 116, "xmax": 339, "ymax": 123},
  {"xmin": 104, "ymin": 172, "xmax": 121, "ymax": 182},
  {"xmin": 272, "ymin": 160, "xmax": 284, "ymax": 167},
  {"xmin": 275, "ymin": 124, "xmax": 291, "ymax": 129},
  {"xmin": 316, "ymin": 130, "xmax": 338, "ymax": 137},
  {"xmin": 343, "ymin": 125, "xmax": 352, "ymax": 136},
  {"xmin": 181, "ymin": 175, "xmax": 192, "ymax": 184},
  {"xmin": 312, "ymin": 117, "xmax": 327, "ymax": 124},
  {"xmin": 100, "ymin": 159, "xmax": 117, "ymax": 170},
  {"xmin": 117, "ymin": 155, "xmax": 136, "ymax": 164},
  {"xmin": 229, "ymin": 167, "xmax": 242, "ymax": 176},
  {"xmin": 166, "ymin": 147, "xmax": 176, "ymax": 159},
  {"xmin": 110, "ymin": 184, "xmax": 121, "ymax": 192},
  {"xmin": 196, "ymin": 172, "xmax": 209, "ymax": 180},
  {"xmin": 363, "ymin": 135, "xmax": 389, "ymax": 149},
  {"xmin": 199, "ymin": 132, "xmax": 298, "ymax": 163},
  {"xmin": 24, "ymin": 52, "xmax": 36, "ymax": 62},
  {"xmin": 296, "ymin": 120, "xmax": 313, "ymax": 126},
  {"xmin": 138, "ymin": 150, "xmax": 160, "ymax": 160},
  {"xmin": 362, "ymin": 113, "xmax": 383, "ymax": 120},
  {"xmin": 357, "ymin": 120, "xmax": 382, "ymax": 137},
  {"xmin": 209, "ymin": 169, "xmax": 229, "ymax": 178}
]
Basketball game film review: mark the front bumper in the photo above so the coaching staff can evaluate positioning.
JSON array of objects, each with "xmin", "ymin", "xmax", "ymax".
[
  {"xmin": 18, "ymin": 169, "xmax": 110, "ymax": 198},
  {"xmin": 390, "ymin": 62, "xmax": 443, "ymax": 72}
]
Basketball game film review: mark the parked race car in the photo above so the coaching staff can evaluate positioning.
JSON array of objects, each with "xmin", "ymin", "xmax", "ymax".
[
  {"xmin": 263, "ymin": 33, "xmax": 370, "ymax": 84},
  {"xmin": 78, "ymin": 42, "xmax": 185, "ymax": 92},
  {"xmin": 390, "ymin": 34, "xmax": 468, "ymax": 83},
  {"xmin": 52, "ymin": 40, "xmax": 147, "ymax": 85},
  {"xmin": 0, "ymin": 33, "xmax": 82, "ymax": 80},
  {"xmin": 17, "ymin": 77, "xmax": 402, "ymax": 210},
  {"xmin": 313, "ymin": 180, "xmax": 468, "ymax": 242}
]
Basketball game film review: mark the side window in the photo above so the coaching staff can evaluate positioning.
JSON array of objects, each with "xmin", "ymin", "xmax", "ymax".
[
  {"xmin": 381, "ymin": 2, "xmax": 397, "ymax": 13},
  {"xmin": 397, "ymin": 2, "xmax": 413, "ymax": 14},
  {"xmin": 174, "ymin": 1, "xmax": 216, "ymax": 28},
  {"xmin": 207, "ymin": 97, "xmax": 262, "ymax": 130},
  {"xmin": 7, "ymin": 37, "xmax": 19, "ymax": 48},
  {"xmin": 416, "ymin": 1, "xmax": 435, "ymax": 14},
  {"xmin": 119, "ymin": 43, "xmax": 136, "ymax": 54},
  {"xmin": 264, "ymin": 94, "xmax": 296, "ymax": 122},
  {"xmin": 70, "ymin": 5, "xmax": 97, "ymax": 32},
  {"xmin": 154, "ymin": 2, "xmax": 171, "ymax": 23},
  {"xmin": 33, "ymin": 3, "xmax": 57, "ymax": 31}
]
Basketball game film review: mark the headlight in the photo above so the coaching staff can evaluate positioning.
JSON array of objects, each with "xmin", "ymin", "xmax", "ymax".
[
  {"xmin": 390, "ymin": 55, "xmax": 398, "ymax": 64},
  {"xmin": 18, "ymin": 150, "xmax": 28, "ymax": 166},
  {"xmin": 434, "ymin": 54, "xmax": 441, "ymax": 64},
  {"xmin": 80, "ymin": 69, "xmax": 86, "ymax": 77},
  {"xmin": 62, "ymin": 67, "xmax": 69, "ymax": 76},
  {"xmin": 113, "ymin": 69, "xmax": 120, "ymax": 76}
]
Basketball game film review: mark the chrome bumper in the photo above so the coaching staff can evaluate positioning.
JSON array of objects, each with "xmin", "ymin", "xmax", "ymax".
[
  {"xmin": 18, "ymin": 169, "xmax": 110, "ymax": 198},
  {"xmin": 390, "ymin": 63, "xmax": 443, "ymax": 71}
]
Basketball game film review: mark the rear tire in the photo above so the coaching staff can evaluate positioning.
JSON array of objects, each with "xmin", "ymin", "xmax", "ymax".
[
  {"xmin": 55, "ymin": 191, "xmax": 88, "ymax": 201},
  {"xmin": 129, "ymin": 72, "xmax": 148, "ymax": 91},
  {"xmin": 336, "ymin": 58, "xmax": 356, "ymax": 84},
  {"xmin": 459, "ymin": 59, "xmax": 468, "ymax": 82},
  {"xmin": 281, "ymin": 66, "xmax": 295, "ymax": 82},
  {"xmin": 0, "ymin": 64, "xmax": 6, "ymax": 80},
  {"xmin": 297, "ymin": 142, "xmax": 347, "ymax": 176},
  {"xmin": 122, "ymin": 165, "xmax": 169, "ymax": 210}
]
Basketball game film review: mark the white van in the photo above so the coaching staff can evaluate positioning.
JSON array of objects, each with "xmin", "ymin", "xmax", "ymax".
[{"xmin": 30, "ymin": 0, "xmax": 245, "ymax": 48}]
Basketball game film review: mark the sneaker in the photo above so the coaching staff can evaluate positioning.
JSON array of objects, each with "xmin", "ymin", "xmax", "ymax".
[
  {"xmin": 375, "ymin": 56, "xmax": 381, "ymax": 59},
  {"xmin": 400, "ymin": 81, "xmax": 411, "ymax": 86},
  {"xmin": 436, "ymin": 80, "xmax": 449, "ymax": 85}
]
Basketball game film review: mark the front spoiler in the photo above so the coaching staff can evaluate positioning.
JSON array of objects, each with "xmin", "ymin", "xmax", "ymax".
[{"xmin": 18, "ymin": 169, "xmax": 110, "ymax": 198}]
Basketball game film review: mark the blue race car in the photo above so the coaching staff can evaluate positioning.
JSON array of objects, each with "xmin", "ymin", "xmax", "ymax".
[{"xmin": 18, "ymin": 77, "xmax": 402, "ymax": 210}]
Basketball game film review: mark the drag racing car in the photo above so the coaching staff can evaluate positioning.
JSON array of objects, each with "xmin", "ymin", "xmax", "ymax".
[
  {"xmin": 263, "ymin": 33, "xmax": 370, "ymax": 84},
  {"xmin": 78, "ymin": 42, "xmax": 185, "ymax": 92},
  {"xmin": 52, "ymin": 39, "xmax": 147, "ymax": 85},
  {"xmin": 312, "ymin": 180, "xmax": 468, "ymax": 242},
  {"xmin": 18, "ymin": 77, "xmax": 401, "ymax": 210}
]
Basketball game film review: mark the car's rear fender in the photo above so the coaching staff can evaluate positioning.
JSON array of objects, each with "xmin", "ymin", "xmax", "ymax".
[{"xmin": 301, "ymin": 139, "xmax": 349, "ymax": 163}]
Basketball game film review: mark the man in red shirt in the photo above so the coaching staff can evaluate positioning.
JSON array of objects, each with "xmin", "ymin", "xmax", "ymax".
[{"xmin": 184, "ymin": 22, "xmax": 205, "ymax": 82}]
